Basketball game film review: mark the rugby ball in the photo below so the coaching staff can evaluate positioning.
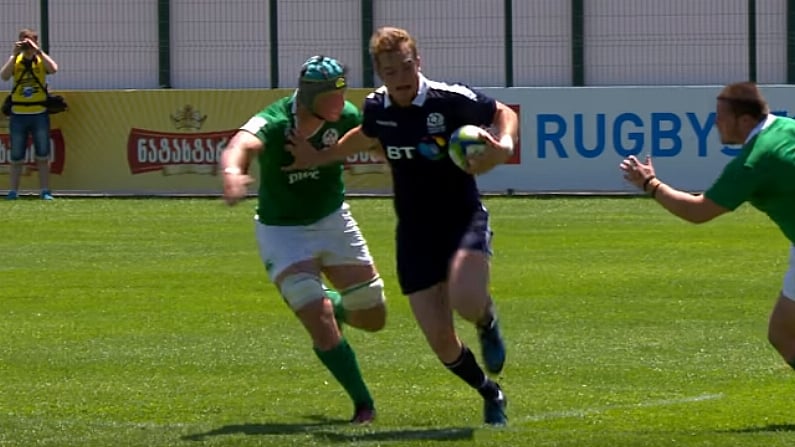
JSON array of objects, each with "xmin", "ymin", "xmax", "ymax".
[{"xmin": 448, "ymin": 125, "xmax": 486, "ymax": 171}]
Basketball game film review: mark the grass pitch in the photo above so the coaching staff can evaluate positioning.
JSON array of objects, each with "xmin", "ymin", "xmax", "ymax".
[{"xmin": 1, "ymin": 197, "xmax": 793, "ymax": 446}]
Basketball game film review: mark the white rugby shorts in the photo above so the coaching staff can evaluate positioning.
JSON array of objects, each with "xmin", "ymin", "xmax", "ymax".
[
  {"xmin": 255, "ymin": 202, "xmax": 374, "ymax": 280},
  {"xmin": 784, "ymin": 245, "xmax": 795, "ymax": 300}
]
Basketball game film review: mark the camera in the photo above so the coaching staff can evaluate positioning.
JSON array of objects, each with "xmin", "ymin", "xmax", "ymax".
[{"xmin": 20, "ymin": 42, "xmax": 32, "ymax": 50}]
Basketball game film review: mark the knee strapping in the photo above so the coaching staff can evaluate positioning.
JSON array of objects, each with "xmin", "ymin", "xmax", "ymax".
[
  {"xmin": 341, "ymin": 276, "xmax": 386, "ymax": 310},
  {"xmin": 279, "ymin": 272, "xmax": 324, "ymax": 311}
]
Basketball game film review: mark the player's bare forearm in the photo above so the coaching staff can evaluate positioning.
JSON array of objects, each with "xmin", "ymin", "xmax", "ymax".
[
  {"xmin": 493, "ymin": 102, "xmax": 519, "ymax": 145},
  {"xmin": 221, "ymin": 147, "xmax": 249, "ymax": 174},
  {"xmin": 221, "ymin": 131, "xmax": 261, "ymax": 206},
  {"xmin": 221, "ymin": 130, "xmax": 262, "ymax": 173},
  {"xmin": 650, "ymin": 181, "xmax": 728, "ymax": 224},
  {"xmin": 318, "ymin": 125, "xmax": 379, "ymax": 164},
  {"xmin": 368, "ymin": 141, "xmax": 385, "ymax": 157},
  {"xmin": 621, "ymin": 155, "xmax": 728, "ymax": 223}
]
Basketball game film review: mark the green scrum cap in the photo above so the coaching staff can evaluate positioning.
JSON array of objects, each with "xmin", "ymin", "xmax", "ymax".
[{"xmin": 297, "ymin": 55, "xmax": 347, "ymax": 114}]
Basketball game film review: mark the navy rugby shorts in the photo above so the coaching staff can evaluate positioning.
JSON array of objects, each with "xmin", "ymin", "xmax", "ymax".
[{"xmin": 396, "ymin": 206, "xmax": 492, "ymax": 295}]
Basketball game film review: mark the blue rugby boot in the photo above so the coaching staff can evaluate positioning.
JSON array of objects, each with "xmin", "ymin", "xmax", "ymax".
[
  {"xmin": 483, "ymin": 382, "xmax": 507, "ymax": 426},
  {"xmin": 478, "ymin": 317, "xmax": 506, "ymax": 374}
]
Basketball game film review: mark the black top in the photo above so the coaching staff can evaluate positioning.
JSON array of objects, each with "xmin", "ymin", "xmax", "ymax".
[{"xmin": 361, "ymin": 75, "xmax": 497, "ymax": 227}]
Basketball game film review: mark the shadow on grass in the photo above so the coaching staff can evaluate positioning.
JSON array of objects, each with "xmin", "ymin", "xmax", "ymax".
[
  {"xmin": 182, "ymin": 414, "xmax": 474, "ymax": 444},
  {"xmin": 181, "ymin": 414, "xmax": 347, "ymax": 441},
  {"xmin": 726, "ymin": 424, "xmax": 795, "ymax": 433},
  {"xmin": 315, "ymin": 427, "xmax": 474, "ymax": 443}
]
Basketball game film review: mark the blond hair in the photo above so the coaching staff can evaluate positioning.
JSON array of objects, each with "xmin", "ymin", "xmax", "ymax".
[{"xmin": 369, "ymin": 26, "xmax": 417, "ymax": 66}]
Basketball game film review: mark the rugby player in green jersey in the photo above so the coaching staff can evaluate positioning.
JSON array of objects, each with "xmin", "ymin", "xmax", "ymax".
[
  {"xmin": 621, "ymin": 82, "xmax": 795, "ymax": 370},
  {"xmin": 220, "ymin": 56, "xmax": 386, "ymax": 424}
]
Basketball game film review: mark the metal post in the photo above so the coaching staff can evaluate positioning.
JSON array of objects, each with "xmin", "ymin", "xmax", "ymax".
[
  {"xmin": 361, "ymin": 0, "xmax": 374, "ymax": 87},
  {"xmin": 157, "ymin": 0, "xmax": 171, "ymax": 88},
  {"xmin": 789, "ymin": 0, "xmax": 795, "ymax": 83},
  {"xmin": 269, "ymin": 0, "xmax": 279, "ymax": 88},
  {"xmin": 748, "ymin": 0, "xmax": 757, "ymax": 82},
  {"xmin": 504, "ymin": 0, "xmax": 514, "ymax": 87},
  {"xmin": 40, "ymin": 0, "xmax": 49, "ymax": 53},
  {"xmin": 571, "ymin": 0, "xmax": 585, "ymax": 86}
]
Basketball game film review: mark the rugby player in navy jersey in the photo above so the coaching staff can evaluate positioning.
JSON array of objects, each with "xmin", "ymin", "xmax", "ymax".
[{"xmin": 284, "ymin": 26, "xmax": 518, "ymax": 426}]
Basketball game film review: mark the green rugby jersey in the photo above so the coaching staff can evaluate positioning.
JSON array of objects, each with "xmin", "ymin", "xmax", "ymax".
[
  {"xmin": 705, "ymin": 115, "xmax": 795, "ymax": 244},
  {"xmin": 242, "ymin": 96, "xmax": 360, "ymax": 226}
]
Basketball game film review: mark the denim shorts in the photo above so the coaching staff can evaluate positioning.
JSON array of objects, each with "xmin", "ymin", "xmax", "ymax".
[{"xmin": 9, "ymin": 112, "xmax": 51, "ymax": 162}]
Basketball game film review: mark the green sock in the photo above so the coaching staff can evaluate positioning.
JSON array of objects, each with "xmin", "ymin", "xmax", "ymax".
[
  {"xmin": 314, "ymin": 339, "xmax": 374, "ymax": 409},
  {"xmin": 324, "ymin": 287, "xmax": 346, "ymax": 324}
]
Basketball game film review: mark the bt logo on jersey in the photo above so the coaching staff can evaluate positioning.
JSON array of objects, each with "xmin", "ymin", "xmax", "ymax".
[
  {"xmin": 386, "ymin": 138, "xmax": 447, "ymax": 161},
  {"xmin": 385, "ymin": 145, "xmax": 416, "ymax": 159}
]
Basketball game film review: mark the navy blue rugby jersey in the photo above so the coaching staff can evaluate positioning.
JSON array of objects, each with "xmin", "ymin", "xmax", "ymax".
[{"xmin": 361, "ymin": 74, "xmax": 497, "ymax": 224}]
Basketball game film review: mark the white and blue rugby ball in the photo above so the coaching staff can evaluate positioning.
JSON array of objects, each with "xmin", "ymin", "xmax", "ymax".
[{"xmin": 448, "ymin": 125, "xmax": 486, "ymax": 171}]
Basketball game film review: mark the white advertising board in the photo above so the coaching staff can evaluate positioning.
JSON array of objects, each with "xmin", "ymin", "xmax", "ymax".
[{"xmin": 478, "ymin": 86, "xmax": 795, "ymax": 193}]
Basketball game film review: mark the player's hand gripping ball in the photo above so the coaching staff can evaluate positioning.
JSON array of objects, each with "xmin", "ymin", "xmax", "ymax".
[{"xmin": 447, "ymin": 125, "xmax": 487, "ymax": 171}]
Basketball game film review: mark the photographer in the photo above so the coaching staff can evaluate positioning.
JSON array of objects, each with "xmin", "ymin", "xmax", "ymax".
[{"xmin": 0, "ymin": 28, "xmax": 58, "ymax": 200}]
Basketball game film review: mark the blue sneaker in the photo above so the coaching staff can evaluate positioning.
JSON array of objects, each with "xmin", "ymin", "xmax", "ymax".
[
  {"xmin": 484, "ymin": 383, "xmax": 507, "ymax": 426},
  {"xmin": 478, "ymin": 318, "xmax": 506, "ymax": 374},
  {"xmin": 40, "ymin": 190, "xmax": 54, "ymax": 200},
  {"xmin": 6, "ymin": 190, "xmax": 18, "ymax": 200}
]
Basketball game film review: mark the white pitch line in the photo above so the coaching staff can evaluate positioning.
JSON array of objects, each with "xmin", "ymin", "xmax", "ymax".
[{"xmin": 518, "ymin": 392, "xmax": 724, "ymax": 424}]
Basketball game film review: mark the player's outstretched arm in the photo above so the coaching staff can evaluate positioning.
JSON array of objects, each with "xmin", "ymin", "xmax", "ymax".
[
  {"xmin": 620, "ymin": 155, "xmax": 729, "ymax": 223},
  {"xmin": 220, "ymin": 130, "xmax": 263, "ymax": 206},
  {"xmin": 284, "ymin": 125, "xmax": 378, "ymax": 170}
]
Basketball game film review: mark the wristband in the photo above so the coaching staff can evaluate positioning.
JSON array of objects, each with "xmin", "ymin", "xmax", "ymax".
[
  {"xmin": 650, "ymin": 181, "xmax": 662, "ymax": 199},
  {"xmin": 498, "ymin": 135, "xmax": 515, "ymax": 155},
  {"xmin": 223, "ymin": 166, "xmax": 242, "ymax": 175},
  {"xmin": 642, "ymin": 175, "xmax": 656, "ymax": 192}
]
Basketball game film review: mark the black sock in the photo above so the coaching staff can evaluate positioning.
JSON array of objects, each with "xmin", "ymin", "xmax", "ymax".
[{"xmin": 444, "ymin": 346, "xmax": 498, "ymax": 399}]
